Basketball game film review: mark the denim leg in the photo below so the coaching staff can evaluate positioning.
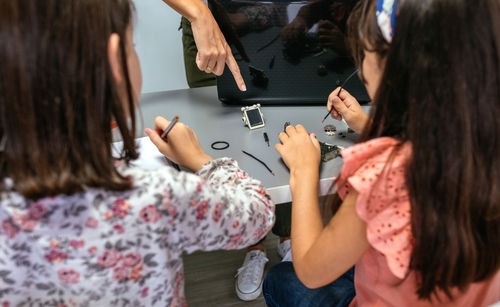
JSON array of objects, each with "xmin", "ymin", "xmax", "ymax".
[{"xmin": 263, "ymin": 262, "xmax": 355, "ymax": 307}]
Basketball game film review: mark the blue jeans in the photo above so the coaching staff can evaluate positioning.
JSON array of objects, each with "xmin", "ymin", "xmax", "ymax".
[{"xmin": 263, "ymin": 262, "xmax": 355, "ymax": 307}]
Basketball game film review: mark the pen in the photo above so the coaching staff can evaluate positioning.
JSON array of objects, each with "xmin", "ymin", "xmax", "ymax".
[
  {"xmin": 321, "ymin": 70, "xmax": 359, "ymax": 123},
  {"xmin": 161, "ymin": 116, "xmax": 179, "ymax": 141}
]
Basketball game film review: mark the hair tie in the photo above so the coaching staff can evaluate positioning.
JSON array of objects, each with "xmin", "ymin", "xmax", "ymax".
[
  {"xmin": 376, "ymin": 0, "xmax": 398, "ymax": 42},
  {"xmin": 211, "ymin": 141, "xmax": 230, "ymax": 150}
]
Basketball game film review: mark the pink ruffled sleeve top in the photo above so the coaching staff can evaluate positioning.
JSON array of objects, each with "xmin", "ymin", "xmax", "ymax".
[{"xmin": 337, "ymin": 137, "xmax": 500, "ymax": 307}]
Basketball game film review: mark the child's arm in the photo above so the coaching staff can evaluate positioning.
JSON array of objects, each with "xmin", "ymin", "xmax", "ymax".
[
  {"xmin": 160, "ymin": 158, "xmax": 275, "ymax": 254},
  {"xmin": 276, "ymin": 124, "xmax": 369, "ymax": 288},
  {"xmin": 291, "ymin": 187, "xmax": 369, "ymax": 288},
  {"xmin": 145, "ymin": 116, "xmax": 275, "ymax": 253}
]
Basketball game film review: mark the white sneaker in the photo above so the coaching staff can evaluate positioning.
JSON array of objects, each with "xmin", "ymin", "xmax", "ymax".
[
  {"xmin": 277, "ymin": 239, "xmax": 291, "ymax": 259},
  {"xmin": 235, "ymin": 250, "xmax": 268, "ymax": 301}
]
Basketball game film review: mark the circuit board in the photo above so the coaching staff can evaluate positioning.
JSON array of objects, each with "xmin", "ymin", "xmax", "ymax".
[{"xmin": 283, "ymin": 122, "xmax": 343, "ymax": 162}]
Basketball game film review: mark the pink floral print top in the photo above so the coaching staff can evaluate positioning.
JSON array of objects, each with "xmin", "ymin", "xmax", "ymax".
[{"xmin": 0, "ymin": 158, "xmax": 275, "ymax": 306}]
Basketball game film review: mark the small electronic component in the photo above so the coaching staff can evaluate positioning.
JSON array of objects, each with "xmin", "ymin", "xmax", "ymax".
[
  {"xmin": 324, "ymin": 124, "xmax": 337, "ymax": 136},
  {"xmin": 317, "ymin": 64, "xmax": 328, "ymax": 77},
  {"xmin": 320, "ymin": 142, "xmax": 344, "ymax": 162},
  {"xmin": 249, "ymin": 65, "xmax": 269, "ymax": 88},
  {"xmin": 269, "ymin": 56, "xmax": 276, "ymax": 69},
  {"xmin": 282, "ymin": 122, "xmax": 342, "ymax": 162},
  {"xmin": 263, "ymin": 132, "xmax": 270, "ymax": 146},
  {"xmin": 242, "ymin": 104, "xmax": 265, "ymax": 130},
  {"xmin": 313, "ymin": 48, "xmax": 328, "ymax": 57}
]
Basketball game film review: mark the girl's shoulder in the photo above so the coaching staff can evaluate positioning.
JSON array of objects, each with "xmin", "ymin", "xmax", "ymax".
[
  {"xmin": 339, "ymin": 137, "xmax": 410, "ymax": 177},
  {"xmin": 338, "ymin": 137, "xmax": 413, "ymax": 279}
]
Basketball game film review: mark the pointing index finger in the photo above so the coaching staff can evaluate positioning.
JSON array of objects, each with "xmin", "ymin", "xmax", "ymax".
[{"xmin": 225, "ymin": 49, "xmax": 247, "ymax": 91}]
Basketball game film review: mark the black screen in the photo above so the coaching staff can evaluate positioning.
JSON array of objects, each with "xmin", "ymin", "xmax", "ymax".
[
  {"xmin": 210, "ymin": 0, "xmax": 369, "ymax": 105},
  {"xmin": 246, "ymin": 109, "xmax": 263, "ymax": 127}
]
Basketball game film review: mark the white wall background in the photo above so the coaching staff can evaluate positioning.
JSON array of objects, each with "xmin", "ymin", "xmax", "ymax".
[{"xmin": 134, "ymin": 0, "xmax": 189, "ymax": 93}]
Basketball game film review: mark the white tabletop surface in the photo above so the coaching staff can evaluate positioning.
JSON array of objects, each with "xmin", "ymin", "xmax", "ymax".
[{"xmin": 134, "ymin": 86, "xmax": 366, "ymax": 204}]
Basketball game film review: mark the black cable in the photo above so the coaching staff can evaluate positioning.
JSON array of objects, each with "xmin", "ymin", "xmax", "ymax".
[{"xmin": 241, "ymin": 150, "xmax": 275, "ymax": 176}]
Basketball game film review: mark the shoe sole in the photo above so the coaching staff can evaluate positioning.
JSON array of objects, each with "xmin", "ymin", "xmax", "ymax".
[{"xmin": 235, "ymin": 279, "xmax": 263, "ymax": 301}]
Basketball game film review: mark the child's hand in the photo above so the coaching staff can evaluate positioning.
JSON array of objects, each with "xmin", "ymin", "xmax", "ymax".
[
  {"xmin": 275, "ymin": 125, "xmax": 321, "ymax": 175},
  {"xmin": 145, "ymin": 116, "xmax": 213, "ymax": 172},
  {"xmin": 327, "ymin": 87, "xmax": 369, "ymax": 134}
]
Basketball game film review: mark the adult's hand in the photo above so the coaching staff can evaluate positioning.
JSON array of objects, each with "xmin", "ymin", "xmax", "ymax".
[
  {"xmin": 317, "ymin": 20, "xmax": 348, "ymax": 55},
  {"xmin": 281, "ymin": 16, "xmax": 308, "ymax": 48},
  {"xmin": 162, "ymin": 0, "xmax": 246, "ymax": 91}
]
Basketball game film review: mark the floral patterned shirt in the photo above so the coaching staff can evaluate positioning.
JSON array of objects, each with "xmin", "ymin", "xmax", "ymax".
[{"xmin": 0, "ymin": 158, "xmax": 275, "ymax": 307}]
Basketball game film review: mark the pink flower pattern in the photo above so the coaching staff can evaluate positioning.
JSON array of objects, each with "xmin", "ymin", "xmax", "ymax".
[
  {"xmin": 85, "ymin": 217, "xmax": 98, "ymax": 228},
  {"xmin": 195, "ymin": 201, "xmax": 209, "ymax": 220},
  {"xmin": 11, "ymin": 212, "xmax": 37, "ymax": 231},
  {"xmin": 112, "ymin": 199, "xmax": 130, "ymax": 218},
  {"xmin": 212, "ymin": 203, "xmax": 223, "ymax": 222},
  {"xmin": 44, "ymin": 249, "xmax": 68, "ymax": 263},
  {"xmin": 0, "ymin": 158, "xmax": 274, "ymax": 306},
  {"xmin": 69, "ymin": 240, "xmax": 85, "ymax": 249},
  {"xmin": 112, "ymin": 265, "xmax": 129, "ymax": 281},
  {"xmin": 97, "ymin": 249, "xmax": 121, "ymax": 268},
  {"xmin": 58, "ymin": 269, "xmax": 80, "ymax": 284},
  {"xmin": 2, "ymin": 220, "xmax": 19, "ymax": 239},
  {"xmin": 139, "ymin": 205, "xmax": 161, "ymax": 223},
  {"xmin": 141, "ymin": 287, "xmax": 149, "ymax": 298},
  {"xmin": 113, "ymin": 224, "xmax": 125, "ymax": 234},
  {"xmin": 27, "ymin": 203, "xmax": 47, "ymax": 220},
  {"xmin": 122, "ymin": 252, "xmax": 142, "ymax": 267}
]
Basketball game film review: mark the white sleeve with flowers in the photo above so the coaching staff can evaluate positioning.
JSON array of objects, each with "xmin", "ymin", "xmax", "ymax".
[
  {"xmin": 0, "ymin": 158, "xmax": 275, "ymax": 306},
  {"xmin": 127, "ymin": 157, "xmax": 276, "ymax": 254}
]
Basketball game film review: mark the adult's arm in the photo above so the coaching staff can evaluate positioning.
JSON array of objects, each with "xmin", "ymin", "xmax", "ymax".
[{"xmin": 161, "ymin": 0, "xmax": 247, "ymax": 91}]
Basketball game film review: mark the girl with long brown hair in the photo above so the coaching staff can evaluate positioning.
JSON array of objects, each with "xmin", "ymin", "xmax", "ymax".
[
  {"xmin": 0, "ymin": 0, "xmax": 274, "ymax": 305},
  {"xmin": 263, "ymin": 0, "xmax": 500, "ymax": 306}
]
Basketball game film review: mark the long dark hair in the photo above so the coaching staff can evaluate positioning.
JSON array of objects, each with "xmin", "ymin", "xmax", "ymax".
[
  {"xmin": 0, "ymin": 0, "xmax": 138, "ymax": 199},
  {"xmin": 330, "ymin": 0, "xmax": 500, "ymax": 300}
]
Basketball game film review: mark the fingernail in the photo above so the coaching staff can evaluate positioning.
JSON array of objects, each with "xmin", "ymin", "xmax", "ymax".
[
  {"xmin": 241, "ymin": 84, "xmax": 247, "ymax": 91},
  {"xmin": 333, "ymin": 97, "xmax": 339, "ymax": 103}
]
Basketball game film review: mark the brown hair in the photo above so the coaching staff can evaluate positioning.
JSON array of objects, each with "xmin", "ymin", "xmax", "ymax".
[
  {"xmin": 0, "ymin": 0, "xmax": 138, "ymax": 199},
  {"xmin": 328, "ymin": 0, "xmax": 500, "ymax": 301}
]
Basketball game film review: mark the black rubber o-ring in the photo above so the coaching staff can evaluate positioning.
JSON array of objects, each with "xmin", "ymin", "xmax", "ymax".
[{"xmin": 211, "ymin": 141, "xmax": 230, "ymax": 150}]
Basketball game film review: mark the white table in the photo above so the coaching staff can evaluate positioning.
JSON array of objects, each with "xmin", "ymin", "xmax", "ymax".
[{"xmin": 135, "ymin": 86, "xmax": 364, "ymax": 204}]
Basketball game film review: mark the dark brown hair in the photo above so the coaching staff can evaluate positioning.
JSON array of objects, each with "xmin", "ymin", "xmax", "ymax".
[
  {"xmin": 329, "ymin": 0, "xmax": 500, "ymax": 301},
  {"xmin": 0, "ymin": 0, "xmax": 138, "ymax": 199}
]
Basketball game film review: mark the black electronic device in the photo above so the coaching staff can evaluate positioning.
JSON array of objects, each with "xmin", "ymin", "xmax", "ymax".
[{"xmin": 208, "ymin": 0, "xmax": 370, "ymax": 105}]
